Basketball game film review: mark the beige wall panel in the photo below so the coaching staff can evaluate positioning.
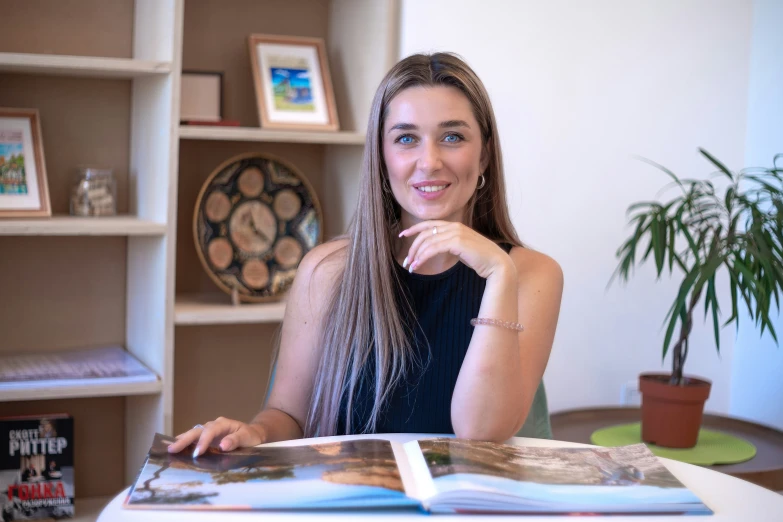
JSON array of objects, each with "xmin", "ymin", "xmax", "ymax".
[
  {"xmin": 182, "ymin": 0, "xmax": 330, "ymax": 127},
  {"xmin": 0, "ymin": 237, "xmax": 126, "ymax": 353},
  {"xmin": 0, "ymin": 397, "xmax": 126, "ymax": 498},
  {"xmin": 176, "ymin": 140, "xmax": 327, "ymax": 294},
  {"xmin": 173, "ymin": 323, "xmax": 278, "ymax": 435},
  {"xmin": 0, "ymin": 0, "xmax": 133, "ymax": 57},
  {"xmin": 0, "ymin": 74, "xmax": 131, "ymax": 214}
]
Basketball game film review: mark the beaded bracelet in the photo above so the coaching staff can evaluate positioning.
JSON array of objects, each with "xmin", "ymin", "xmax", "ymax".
[{"xmin": 470, "ymin": 317, "xmax": 525, "ymax": 332}]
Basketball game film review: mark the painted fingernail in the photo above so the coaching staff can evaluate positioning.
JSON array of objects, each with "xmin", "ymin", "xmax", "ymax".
[
  {"xmin": 398, "ymin": 231, "xmax": 404, "ymax": 237},
  {"xmin": 192, "ymin": 447, "xmax": 200, "ymax": 459},
  {"xmin": 403, "ymin": 256, "xmax": 409, "ymax": 268},
  {"xmin": 409, "ymin": 262, "xmax": 416, "ymax": 273}
]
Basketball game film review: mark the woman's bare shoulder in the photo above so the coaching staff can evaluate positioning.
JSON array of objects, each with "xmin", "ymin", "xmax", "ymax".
[
  {"xmin": 508, "ymin": 245, "xmax": 563, "ymax": 289},
  {"xmin": 300, "ymin": 238, "xmax": 348, "ymax": 276},
  {"xmin": 292, "ymin": 238, "xmax": 349, "ymax": 300}
]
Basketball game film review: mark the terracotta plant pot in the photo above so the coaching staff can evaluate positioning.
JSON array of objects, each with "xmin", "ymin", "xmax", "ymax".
[{"xmin": 638, "ymin": 373, "xmax": 712, "ymax": 448}]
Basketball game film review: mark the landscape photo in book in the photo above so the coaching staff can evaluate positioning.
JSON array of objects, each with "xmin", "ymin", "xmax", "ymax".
[
  {"xmin": 125, "ymin": 434, "xmax": 418, "ymax": 510},
  {"xmin": 418, "ymin": 439, "xmax": 710, "ymax": 514}
]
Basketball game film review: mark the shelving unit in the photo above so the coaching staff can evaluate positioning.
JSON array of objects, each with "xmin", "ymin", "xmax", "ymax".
[
  {"xmin": 0, "ymin": 0, "xmax": 181, "ymax": 515},
  {"xmin": 1, "ymin": 0, "xmax": 399, "ymax": 519},
  {"xmin": 171, "ymin": 0, "xmax": 399, "ymax": 442}
]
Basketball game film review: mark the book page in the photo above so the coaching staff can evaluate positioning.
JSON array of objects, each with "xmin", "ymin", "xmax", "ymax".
[
  {"xmin": 125, "ymin": 434, "xmax": 421, "ymax": 510},
  {"xmin": 416, "ymin": 438, "xmax": 710, "ymax": 515},
  {"xmin": 396, "ymin": 440, "xmax": 437, "ymax": 503}
]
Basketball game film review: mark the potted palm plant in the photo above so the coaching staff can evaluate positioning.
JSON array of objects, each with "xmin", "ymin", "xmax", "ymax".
[{"xmin": 613, "ymin": 149, "xmax": 783, "ymax": 448}]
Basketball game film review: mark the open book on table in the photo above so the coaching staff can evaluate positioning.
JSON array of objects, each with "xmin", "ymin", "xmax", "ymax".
[{"xmin": 124, "ymin": 433, "xmax": 711, "ymax": 515}]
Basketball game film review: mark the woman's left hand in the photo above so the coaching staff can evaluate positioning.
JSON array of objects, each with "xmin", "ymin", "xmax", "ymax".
[{"xmin": 399, "ymin": 221, "xmax": 515, "ymax": 280}]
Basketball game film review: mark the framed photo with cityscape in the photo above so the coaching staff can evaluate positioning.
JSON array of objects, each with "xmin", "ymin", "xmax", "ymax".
[
  {"xmin": 248, "ymin": 34, "xmax": 339, "ymax": 131},
  {"xmin": 0, "ymin": 108, "xmax": 50, "ymax": 218}
]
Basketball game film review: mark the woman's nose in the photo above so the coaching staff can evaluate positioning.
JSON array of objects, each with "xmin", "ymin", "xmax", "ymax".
[{"xmin": 417, "ymin": 140, "xmax": 443, "ymax": 173}]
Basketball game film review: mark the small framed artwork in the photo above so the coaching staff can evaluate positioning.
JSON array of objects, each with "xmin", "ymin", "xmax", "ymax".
[
  {"xmin": 0, "ymin": 108, "xmax": 50, "ymax": 218},
  {"xmin": 248, "ymin": 34, "xmax": 340, "ymax": 131},
  {"xmin": 180, "ymin": 71, "xmax": 223, "ymax": 123}
]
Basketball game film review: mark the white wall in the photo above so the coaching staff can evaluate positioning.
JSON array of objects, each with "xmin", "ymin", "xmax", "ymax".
[
  {"xmin": 729, "ymin": 0, "xmax": 783, "ymax": 430},
  {"xmin": 400, "ymin": 0, "xmax": 758, "ymax": 415}
]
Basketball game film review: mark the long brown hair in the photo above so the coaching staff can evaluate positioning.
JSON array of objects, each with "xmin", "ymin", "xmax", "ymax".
[{"xmin": 304, "ymin": 52, "xmax": 522, "ymax": 437}]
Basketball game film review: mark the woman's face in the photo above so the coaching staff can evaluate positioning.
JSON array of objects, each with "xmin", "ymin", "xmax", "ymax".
[{"xmin": 382, "ymin": 86, "xmax": 487, "ymax": 227}]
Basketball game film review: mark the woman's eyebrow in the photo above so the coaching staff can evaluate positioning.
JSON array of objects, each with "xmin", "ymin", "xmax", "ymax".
[
  {"xmin": 439, "ymin": 119, "xmax": 470, "ymax": 129},
  {"xmin": 387, "ymin": 120, "xmax": 471, "ymax": 134},
  {"xmin": 387, "ymin": 122, "xmax": 417, "ymax": 133}
]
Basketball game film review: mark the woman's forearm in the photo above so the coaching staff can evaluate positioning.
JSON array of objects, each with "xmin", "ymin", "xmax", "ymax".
[
  {"xmin": 250, "ymin": 408, "xmax": 304, "ymax": 443},
  {"xmin": 451, "ymin": 263, "xmax": 526, "ymax": 441}
]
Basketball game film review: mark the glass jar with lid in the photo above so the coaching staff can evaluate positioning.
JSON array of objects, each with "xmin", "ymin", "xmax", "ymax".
[{"xmin": 70, "ymin": 167, "xmax": 117, "ymax": 216}]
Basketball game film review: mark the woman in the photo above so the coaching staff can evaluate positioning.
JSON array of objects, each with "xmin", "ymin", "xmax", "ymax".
[{"xmin": 169, "ymin": 53, "xmax": 563, "ymax": 458}]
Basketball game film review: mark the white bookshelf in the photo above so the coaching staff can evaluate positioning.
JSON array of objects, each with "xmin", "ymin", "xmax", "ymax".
[
  {"xmin": 0, "ymin": 0, "xmax": 182, "ymax": 512},
  {"xmin": 175, "ymin": 294, "xmax": 286, "ymax": 325},
  {"xmin": 0, "ymin": 216, "xmax": 166, "ymax": 236},
  {"xmin": 179, "ymin": 125, "xmax": 365, "ymax": 145},
  {"xmin": 2, "ymin": 0, "xmax": 399, "ymax": 517},
  {"xmin": 0, "ymin": 52, "xmax": 170, "ymax": 78}
]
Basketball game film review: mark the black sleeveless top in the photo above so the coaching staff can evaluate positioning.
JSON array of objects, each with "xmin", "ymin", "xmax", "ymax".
[{"xmin": 337, "ymin": 243, "xmax": 513, "ymax": 434}]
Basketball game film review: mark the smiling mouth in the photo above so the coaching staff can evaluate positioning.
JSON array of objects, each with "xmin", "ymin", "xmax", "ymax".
[{"xmin": 415, "ymin": 185, "xmax": 449, "ymax": 193}]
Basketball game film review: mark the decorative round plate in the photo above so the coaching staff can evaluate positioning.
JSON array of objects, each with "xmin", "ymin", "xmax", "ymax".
[{"xmin": 193, "ymin": 152, "xmax": 322, "ymax": 302}]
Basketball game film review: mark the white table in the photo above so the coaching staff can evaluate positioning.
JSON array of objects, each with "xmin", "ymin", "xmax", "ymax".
[{"xmin": 99, "ymin": 433, "xmax": 783, "ymax": 521}]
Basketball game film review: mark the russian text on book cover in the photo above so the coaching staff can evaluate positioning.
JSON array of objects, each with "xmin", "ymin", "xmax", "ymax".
[{"xmin": 1, "ymin": 414, "xmax": 74, "ymax": 520}]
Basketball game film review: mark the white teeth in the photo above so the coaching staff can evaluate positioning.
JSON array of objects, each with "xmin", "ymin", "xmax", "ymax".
[{"xmin": 416, "ymin": 185, "xmax": 447, "ymax": 193}]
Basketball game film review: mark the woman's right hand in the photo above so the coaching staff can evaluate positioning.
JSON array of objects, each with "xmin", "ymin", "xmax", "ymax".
[{"xmin": 167, "ymin": 417, "xmax": 267, "ymax": 457}]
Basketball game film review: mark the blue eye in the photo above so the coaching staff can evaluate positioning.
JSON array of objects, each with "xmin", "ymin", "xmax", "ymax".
[
  {"xmin": 396, "ymin": 134, "xmax": 415, "ymax": 145},
  {"xmin": 444, "ymin": 133, "xmax": 464, "ymax": 143}
]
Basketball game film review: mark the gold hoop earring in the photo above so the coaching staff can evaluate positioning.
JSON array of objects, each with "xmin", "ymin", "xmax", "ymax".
[{"xmin": 477, "ymin": 175, "xmax": 486, "ymax": 190}]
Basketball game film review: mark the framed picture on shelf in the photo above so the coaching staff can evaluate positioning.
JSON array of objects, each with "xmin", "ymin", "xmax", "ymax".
[
  {"xmin": 248, "ymin": 34, "xmax": 340, "ymax": 131},
  {"xmin": 0, "ymin": 108, "xmax": 50, "ymax": 218}
]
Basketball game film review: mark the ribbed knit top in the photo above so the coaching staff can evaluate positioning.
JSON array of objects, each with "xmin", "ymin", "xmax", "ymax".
[{"xmin": 337, "ymin": 244, "xmax": 513, "ymax": 434}]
